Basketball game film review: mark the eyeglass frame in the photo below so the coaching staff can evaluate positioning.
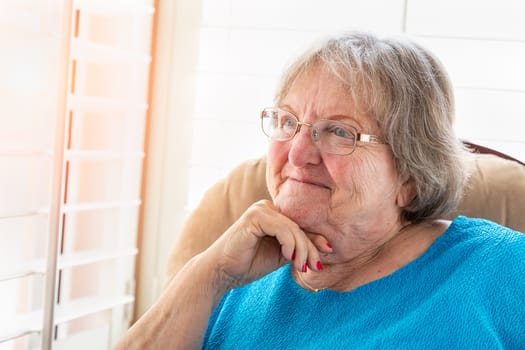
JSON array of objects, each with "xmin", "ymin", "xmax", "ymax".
[{"xmin": 260, "ymin": 107, "xmax": 386, "ymax": 156}]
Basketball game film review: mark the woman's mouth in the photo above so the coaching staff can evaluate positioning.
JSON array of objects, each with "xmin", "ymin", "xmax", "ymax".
[{"xmin": 287, "ymin": 177, "xmax": 330, "ymax": 190}]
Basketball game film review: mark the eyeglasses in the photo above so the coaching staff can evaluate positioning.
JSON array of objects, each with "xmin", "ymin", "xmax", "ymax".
[{"xmin": 260, "ymin": 107, "xmax": 385, "ymax": 156}]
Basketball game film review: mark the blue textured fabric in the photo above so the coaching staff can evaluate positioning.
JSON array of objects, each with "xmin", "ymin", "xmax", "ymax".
[{"xmin": 203, "ymin": 216, "xmax": 525, "ymax": 349}]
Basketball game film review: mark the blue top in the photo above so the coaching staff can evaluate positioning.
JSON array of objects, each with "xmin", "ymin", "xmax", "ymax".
[{"xmin": 203, "ymin": 216, "xmax": 525, "ymax": 349}]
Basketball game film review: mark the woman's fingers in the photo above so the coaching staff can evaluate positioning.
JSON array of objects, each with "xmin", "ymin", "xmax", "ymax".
[
  {"xmin": 306, "ymin": 232, "xmax": 334, "ymax": 255},
  {"xmin": 288, "ymin": 229, "xmax": 324, "ymax": 273}
]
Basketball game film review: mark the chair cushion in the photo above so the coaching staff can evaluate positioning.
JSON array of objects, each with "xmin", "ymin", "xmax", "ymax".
[
  {"xmin": 450, "ymin": 154, "xmax": 525, "ymax": 231},
  {"xmin": 166, "ymin": 154, "xmax": 525, "ymax": 279}
]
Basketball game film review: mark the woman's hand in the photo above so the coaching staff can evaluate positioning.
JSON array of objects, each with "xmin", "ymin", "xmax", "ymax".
[{"xmin": 206, "ymin": 200, "xmax": 331, "ymax": 290}]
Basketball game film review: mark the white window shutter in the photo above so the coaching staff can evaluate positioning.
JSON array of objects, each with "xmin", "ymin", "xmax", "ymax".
[{"xmin": 0, "ymin": 1, "xmax": 154, "ymax": 349}]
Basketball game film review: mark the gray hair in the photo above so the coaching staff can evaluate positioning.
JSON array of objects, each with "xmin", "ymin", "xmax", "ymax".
[{"xmin": 274, "ymin": 32, "xmax": 472, "ymax": 223}]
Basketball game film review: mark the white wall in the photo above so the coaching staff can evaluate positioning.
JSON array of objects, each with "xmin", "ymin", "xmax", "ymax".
[
  {"xmin": 406, "ymin": 0, "xmax": 525, "ymax": 159},
  {"xmin": 138, "ymin": 0, "xmax": 525, "ymax": 316}
]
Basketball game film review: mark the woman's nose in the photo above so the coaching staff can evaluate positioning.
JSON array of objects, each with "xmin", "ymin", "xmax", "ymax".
[{"xmin": 287, "ymin": 125, "xmax": 322, "ymax": 167}]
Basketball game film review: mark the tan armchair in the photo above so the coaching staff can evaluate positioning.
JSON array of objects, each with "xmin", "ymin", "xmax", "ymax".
[{"xmin": 166, "ymin": 144, "xmax": 525, "ymax": 280}]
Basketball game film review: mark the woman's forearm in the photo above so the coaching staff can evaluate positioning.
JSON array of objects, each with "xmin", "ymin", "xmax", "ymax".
[{"xmin": 114, "ymin": 252, "xmax": 227, "ymax": 350}]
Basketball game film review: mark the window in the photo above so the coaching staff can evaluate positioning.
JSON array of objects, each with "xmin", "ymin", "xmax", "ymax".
[{"xmin": 0, "ymin": 1, "xmax": 154, "ymax": 349}]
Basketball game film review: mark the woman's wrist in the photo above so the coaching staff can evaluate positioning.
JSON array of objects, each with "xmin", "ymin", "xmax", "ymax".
[{"xmin": 184, "ymin": 250, "xmax": 238, "ymax": 303}]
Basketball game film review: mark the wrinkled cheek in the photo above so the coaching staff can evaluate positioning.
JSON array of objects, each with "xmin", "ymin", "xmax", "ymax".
[
  {"xmin": 328, "ymin": 165, "xmax": 367, "ymax": 205},
  {"xmin": 266, "ymin": 141, "xmax": 289, "ymax": 199},
  {"xmin": 266, "ymin": 169, "xmax": 279, "ymax": 200},
  {"xmin": 265, "ymin": 160, "xmax": 282, "ymax": 201}
]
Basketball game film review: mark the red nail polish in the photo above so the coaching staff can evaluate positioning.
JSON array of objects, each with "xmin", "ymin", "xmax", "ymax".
[
  {"xmin": 291, "ymin": 250, "xmax": 296, "ymax": 260},
  {"xmin": 316, "ymin": 261, "xmax": 323, "ymax": 270},
  {"xmin": 326, "ymin": 243, "xmax": 333, "ymax": 250},
  {"xmin": 302, "ymin": 263, "xmax": 307, "ymax": 273}
]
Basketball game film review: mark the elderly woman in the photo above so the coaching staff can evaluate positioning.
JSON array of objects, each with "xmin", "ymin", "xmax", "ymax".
[{"xmin": 116, "ymin": 32, "xmax": 525, "ymax": 349}]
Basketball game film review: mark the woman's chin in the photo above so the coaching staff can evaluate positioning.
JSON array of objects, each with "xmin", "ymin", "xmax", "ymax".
[{"xmin": 275, "ymin": 199, "xmax": 324, "ymax": 229}]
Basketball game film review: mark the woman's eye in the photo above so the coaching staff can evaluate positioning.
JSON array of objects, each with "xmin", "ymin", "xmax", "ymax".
[
  {"xmin": 281, "ymin": 116, "xmax": 296, "ymax": 128},
  {"xmin": 331, "ymin": 126, "xmax": 354, "ymax": 139}
]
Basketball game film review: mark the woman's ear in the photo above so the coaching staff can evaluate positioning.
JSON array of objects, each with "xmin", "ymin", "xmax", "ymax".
[{"xmin": 396, "ymin": 178, "xmax": 416, "ymax": 208}]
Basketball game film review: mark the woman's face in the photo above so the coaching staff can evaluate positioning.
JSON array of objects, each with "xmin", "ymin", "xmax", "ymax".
[{"xmin": 266, "ymin": 67, "xmax": 414, "ymax": 251}]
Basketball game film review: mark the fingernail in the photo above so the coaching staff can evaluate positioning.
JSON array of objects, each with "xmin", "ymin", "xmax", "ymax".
[
  {"xmin": 302, "ymin": 263, "xmax": 308, "ymax": 273},
  {"xmin": 326, "ymin": 243, "xmax": 333, "ymax": 250},
  {"xmin": 291, "ymin": 250, "xmax": 296, "ymax": 260},
  {"xmin": 316, "ymin": 261, "xmax": 323, "ymax": 271}
]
